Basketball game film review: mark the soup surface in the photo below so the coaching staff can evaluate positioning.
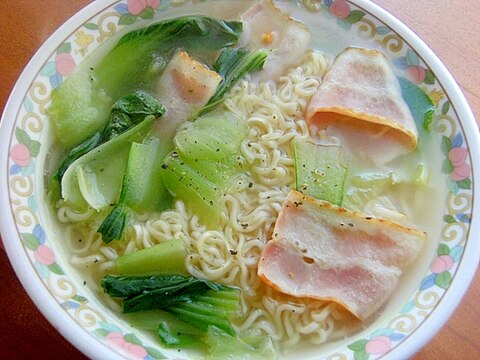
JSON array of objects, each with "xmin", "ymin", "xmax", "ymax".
[{"xmin": 44, "ymin": 0, "xmax": 447, "ymax": 358}]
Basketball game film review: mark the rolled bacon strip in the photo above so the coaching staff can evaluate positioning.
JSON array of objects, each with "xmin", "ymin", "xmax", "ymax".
[
  {"xmin": 306, "ymin": 47, "xmax": 418, "ymax": 149},
  {"xmin": 155, "ymin": 50, "xmax": 222, "ymax": 135},
  {"xmin": 258, "ymin": 190, "xmax": 426, "ymax": 321}
]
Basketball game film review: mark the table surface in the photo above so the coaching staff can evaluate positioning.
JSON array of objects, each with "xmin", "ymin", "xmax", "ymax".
[{"xmin": 0, "ymin": 1, "xmax": 479, "ymax": 359}]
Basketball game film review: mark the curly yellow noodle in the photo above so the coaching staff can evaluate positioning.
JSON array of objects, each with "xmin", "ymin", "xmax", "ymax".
[{"xmin": 58, "ymin": 52, "xmax": 346, "ymax": 348}]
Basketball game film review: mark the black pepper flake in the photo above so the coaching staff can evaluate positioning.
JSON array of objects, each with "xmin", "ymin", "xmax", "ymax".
[
  {"xmin": 229, "ymin": 250, "xmax": 238, "ymax": 255},
  {"xmin": 83, "ymin": 281, "xmax": 87, "ymax": 285},
  {"xmin": 365, "ymin": 216, "xmax": 372, "ymax": 220},
  {"xmin": 161, "ymin": 164, "xmax": 168, "ymax": 169},
  {"xmin": 348, "ymin": 223, "xmax": 354, "ymax": 227},
  {"xmin": 240, "ymin": 223, "xmax": 248, "ymax": 229},
  {"xmin": 216, "ymin": 148, "xmax": 220, "ymax": 152},
  {"xmin": 94, "ymin": 258, "xmax": 99, "ymax": 263},
  {"xmin": 294, "ymin": 201, "xmax": 302, "ymax": 207},
  {"xmin": 248, "ymin": 182, "xmax": 253, "ymax": 188},
  {"xmin": 172, "ymin": 151, "xmax": 178, "ymax": 158},
  {"xmin": 209, "ymin": 200, "xmax": 214, "ymax": 205}
]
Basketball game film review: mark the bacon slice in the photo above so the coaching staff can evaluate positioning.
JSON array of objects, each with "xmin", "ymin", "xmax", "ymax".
[
  {"xmin": 258, "ymin": 190, "xmax": 426, "ymax": 321},
  {"xmin": 240, "ymin": 0, "xmax": 311, "ymax": 82},
  {"xmin": 155, "ymin": 50, "xmax": 222, "ymax": 134},
  {"xmin": 306, "ymin": 47, "xmax": 417, "ymax": 164}
]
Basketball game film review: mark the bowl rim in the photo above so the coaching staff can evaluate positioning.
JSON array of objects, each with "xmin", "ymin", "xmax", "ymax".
[
  {"xmin": 0, "ymin": 3, "xmax": 124, "ymax": 360},
  {"xmin": 349, "ymin": 2, "xmax": 480, "ymax": 358},
  {"xmin": 0, "ymin": 0, "xmax": 479, "ymax": 359}
]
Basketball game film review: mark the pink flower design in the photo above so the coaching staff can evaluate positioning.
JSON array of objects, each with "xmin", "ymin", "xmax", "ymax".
[
  {"xmin": 330, "ymin": 0, "xmax": 351, "ymax": 19},
  {"xmin": 55, "ymin": 53, "xmax": 76, "ymax": 76},
  {"xmin": 122, "ymin": 342, "xmax": 148, "ymax": 360},
  {"xmin": 10, "ymin": 143, "xmax": 31, "ymax": 166},
  {"xmin": 406, "ymin": 65, "xmax": 426, "ymax": 84},
  {"xmin": 430, "ymin": 255, "xmax": 454, "ymax": 274},
  {"xmin": 106, "ymin": 332, "xmax": 126, "ymax": 349},
  {"xmin": 106, "ymin": 332, "xmax": 148, "ymax": 359},
  {"xmin": 448, "ymin": 147, "xmax": 471, "ymax": 181},
  {"xmin": 34, "ymin": 245, "xmax": 56, "ymax": 265},
  {"xmin": 365, "ymin": 335, "xmax": 392, "ymax": 355},
  {"xmin": 127, "ymin": 0, "xmax": 160, "ymax": 16}
]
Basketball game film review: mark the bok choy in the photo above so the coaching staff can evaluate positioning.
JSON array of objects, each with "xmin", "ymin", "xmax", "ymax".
[
  {"xmin": 114, "ymin": 239, "xmax": 187, "ymax": 275},
  {"xmin": 97, "ymin": 138, "xmax": 172, "ymax": 243},
  {"xmin": 53, "ymin": 91, "xmax": 164, "ymax": 185},
  {"xmin": 398, "ymin": 77, "xmax": 436, "ymax": 149},
  {"xmin": 293, "ymin": 138, "xmax": 348, "ymax": 206},
  {"xmin": 161, "ymin": 112, "xmax": 248, "ymax": 227},
  {"xmin": 101, "ymin": 274, "xmax": 275, "ymax": 358},
  {"xmin": 201, "ymin": 48, "xmax": 268, "ymax": 115},
  {"xmin": 60, "ymin": 116, "xmax": 156, "ymax": 211},
  {"xmin": 101, "ymin": 274, "xmax": 240, "ymax": 331},
  {"xmin": 49, "ymin": 16, "xmax": 243, "ymax": 149}
]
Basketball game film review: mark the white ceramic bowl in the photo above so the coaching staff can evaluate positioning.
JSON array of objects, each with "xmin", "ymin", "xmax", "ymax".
[{"xmin": 1, "ymin": 1, "xmax": 479, "ymax": 359}]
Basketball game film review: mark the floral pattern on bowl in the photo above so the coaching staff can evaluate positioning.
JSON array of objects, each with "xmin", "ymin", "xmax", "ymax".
[{"xmin": 1, "ymin": 0, "xmax": 476, "ymax": 359}]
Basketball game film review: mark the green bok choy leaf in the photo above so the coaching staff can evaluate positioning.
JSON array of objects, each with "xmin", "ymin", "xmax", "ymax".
[
  {"xmin": 97, "ymin": 138, "xmax": 173, "ymax": 243},
  {"xmin": 53, "ymin": 91, "xmax": 164, "ymax": 186},
  {"xmin": 201, "ymin": 48, "xmax": 268, "ymax": 115},
  {"xmin": 49, "ymin": 16, "xmax": 243, "ymax": 149}
]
